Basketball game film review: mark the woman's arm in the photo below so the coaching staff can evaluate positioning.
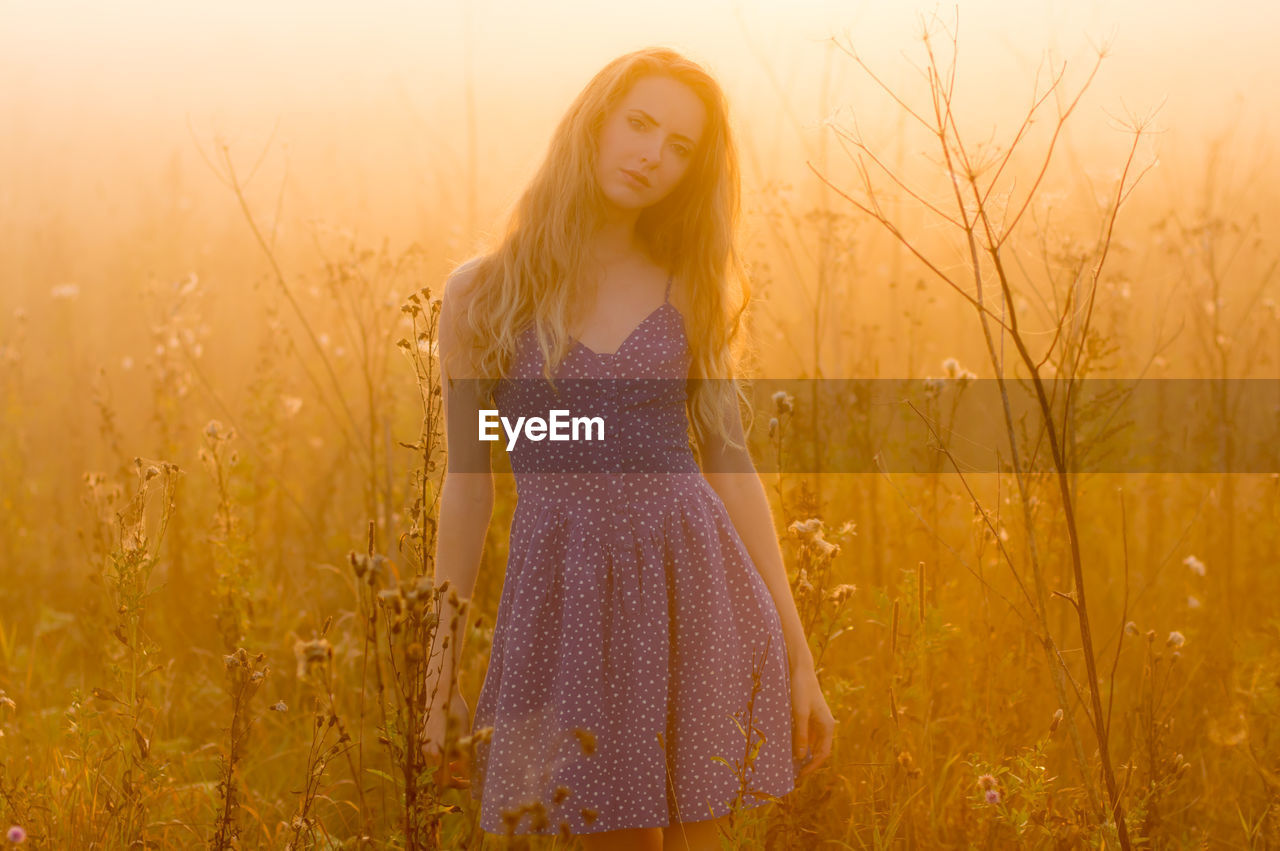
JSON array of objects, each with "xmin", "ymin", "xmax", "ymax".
[
  {"xmin": 695, "ymin": 392, "xmax": 812, "ymax": 673},
  {"xmin": 428, "ymin": 263, "xmax": 494, "ymax": 697},
  {"xmin": 695, "ymin": 385, "xmax": 837, "ymax": 779}
]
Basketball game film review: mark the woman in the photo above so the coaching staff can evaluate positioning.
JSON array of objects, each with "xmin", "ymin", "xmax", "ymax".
[{"xmin": 424, "ymin": 47, "xmax": 835, "ymax": 849}]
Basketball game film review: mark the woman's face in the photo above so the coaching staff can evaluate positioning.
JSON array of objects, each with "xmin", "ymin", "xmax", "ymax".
[{"xmin": 594, "ymin": 75, "xmax": 707, "ymax": 211}]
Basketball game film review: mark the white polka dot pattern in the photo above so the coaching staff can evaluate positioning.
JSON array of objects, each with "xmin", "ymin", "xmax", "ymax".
[{"xmin": 468, "ymin": 275, "xmax": 797, "ymax": 836}]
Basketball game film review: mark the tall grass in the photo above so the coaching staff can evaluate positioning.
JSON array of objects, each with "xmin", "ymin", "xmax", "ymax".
[{"xmin": 0, "ymin": 11, "xmax": 1277, "ymax": 849}]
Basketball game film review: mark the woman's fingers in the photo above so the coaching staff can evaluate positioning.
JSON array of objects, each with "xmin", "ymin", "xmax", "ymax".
[
  {"xmin": 796, "ymin": 703, "xmax": 837, "ymax": 779},
  {"xmin": 807, "ymin": 710, "xmax": 835, "ymax": 774}
]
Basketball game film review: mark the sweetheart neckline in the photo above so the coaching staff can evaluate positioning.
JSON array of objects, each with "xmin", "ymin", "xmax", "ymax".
[{"xmin": 570, "ymin": 301, "xmax": 682, "ymax": 357}]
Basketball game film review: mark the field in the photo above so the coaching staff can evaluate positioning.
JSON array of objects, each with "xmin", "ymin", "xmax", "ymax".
[{"xmin": 1, "ymin": 7, "xmax": 1278, "ymax": 849}]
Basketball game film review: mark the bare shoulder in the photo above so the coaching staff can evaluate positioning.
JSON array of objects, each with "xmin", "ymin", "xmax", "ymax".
[
  {"xmin": 443, "ymin": 256, "xmax": 486, "ymax": 305},
  {"xmin": 439, "ymin": 256, "xmax": 489, "ymax": 379}
]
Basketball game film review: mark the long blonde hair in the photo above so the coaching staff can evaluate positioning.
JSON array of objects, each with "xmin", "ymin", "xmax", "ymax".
[{"xmin": 449, "ymin": 46, "xmax": 753, "ymax": 451}]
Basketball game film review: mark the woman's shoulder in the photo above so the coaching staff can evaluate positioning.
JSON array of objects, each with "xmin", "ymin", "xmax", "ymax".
[
  {"xmin": 439, "ymin": 255, "xmax": 491, "ymax": 379},
  {"xmin": 443, "ymin": 255, "xmax": 488, "ymax": 302}
]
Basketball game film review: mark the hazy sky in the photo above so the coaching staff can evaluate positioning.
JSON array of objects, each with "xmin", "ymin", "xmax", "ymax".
[
  {"xmin": 1, "ymin": 0, "xmax": 1276, "ymax": 254},
  {"xmin": 5, "ymin": 0, "xmax": 1275, "ymax": 110}
]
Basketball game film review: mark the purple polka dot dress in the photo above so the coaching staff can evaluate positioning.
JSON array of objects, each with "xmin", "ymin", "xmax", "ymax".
[{"xmin": 469, "ymin": 273, "xmax": 796, "ymax": 835}]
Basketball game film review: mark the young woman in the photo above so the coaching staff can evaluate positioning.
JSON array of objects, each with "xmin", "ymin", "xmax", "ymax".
[{"xmin": 424, "ymin": 47, "xmax": 835, "ymax": 849}]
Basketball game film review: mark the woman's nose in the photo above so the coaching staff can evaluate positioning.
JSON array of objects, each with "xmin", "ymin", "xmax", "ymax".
[{"xmin": 641, "ymin": 139, "xmax": 663, "ymax": 168}]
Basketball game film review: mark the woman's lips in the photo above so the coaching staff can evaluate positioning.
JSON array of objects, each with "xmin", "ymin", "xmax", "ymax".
[{"xmin": 621, "ymin": 168, "xmax": 649, "ymax": 188}]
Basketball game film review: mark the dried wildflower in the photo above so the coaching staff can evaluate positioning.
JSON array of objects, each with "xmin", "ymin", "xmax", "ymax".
[
  {"xmin": 1167, "ymin": 630, "xmax": 1185, "ymax": 648},
  {"xmin": 812, "ymin": 535, "xmax": 839, "ymax": 558},
  {"xmin": 6, "ymin": 825, "xmax": 26, "ymax": 844},
  {"xmin": 1124, "ymin": 621, "xmax": 1138, "ymax": 636},
  {"xmin": 269, "ymin": 701, "xmax": 288, "ymax": 712},
  {"xmin": 985, "ymin": 788, "xmax": 1000, "ymax": 804},
  {"xmin": 348, "ymin": 551, "xmax": 370, "ymax": 581},
  {"xmin": 772, "ymin": 390, "xmax": 794, "ymax": 415},
  {"xmin": 787, "ymin": 518, "xmax": 824, "ymax": 539},
  {"xmin": 977, "ymin": 773, "xmax": 997, "ymax": 791},
  {"xmin": 1049, "ymin": 707, "xmax": 1063, "ymax": 734},
  {"xmin": 365, "ymin": 554, "xmax": 398, "ymax": 589},
  {"xmin": 294, "ymin": 638, "xmax": 333, "ymax": 679},
  {"xmin": 572, "ymin": 727, "xmax": 597, "ymax": 756},
  {"xmin": 767, "ymin": 417, "xmax": 778, "ymax": 438},
  {"xmin": 827, "ymin": 584, "xmax": 857, "ymax": 605},
  {"xmin": 1182, "ymin": 554, "xmax": 1206, "ymax": 576}
]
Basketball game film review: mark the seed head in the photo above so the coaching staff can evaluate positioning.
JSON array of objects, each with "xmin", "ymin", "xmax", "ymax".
[
  {"xmin": 787, "ymin": 518, "xmax": 824, "ymax": 539},
  {"xmin": 294, "ymin": 638, "xmax": 334, "ymax": 679},
  {"xmin": 827, "ymin": 584, "xmax": 857, "ymax": 605},
  {"xmin": 1182, "ymin": 554, "xmax": 1206, "ymax": 576}
]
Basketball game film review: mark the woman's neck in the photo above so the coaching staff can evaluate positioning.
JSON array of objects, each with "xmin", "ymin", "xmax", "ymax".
[{"xmin": 587, "ymin": 218, "xmax": 645, "ymax": 267}]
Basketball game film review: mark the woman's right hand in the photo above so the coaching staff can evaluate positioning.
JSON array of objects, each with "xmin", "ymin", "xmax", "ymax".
[{"xmin": 421, "ymin": 687, "xmax": 472, "ymax": 790}]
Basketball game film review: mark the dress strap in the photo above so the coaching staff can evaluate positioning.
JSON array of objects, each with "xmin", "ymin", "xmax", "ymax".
[{"xmin": 663, "ymin": 272, "xmax": 673, "ymax": 304}]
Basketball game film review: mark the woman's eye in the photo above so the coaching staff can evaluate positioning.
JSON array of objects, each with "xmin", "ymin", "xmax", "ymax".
[
  {"xmin": 674, "ymin": 145, "xmax": 691, "ymax": 157},
  {"xmin": 629, "ymin": 117, "xmax": 645, "ymax": 129}
]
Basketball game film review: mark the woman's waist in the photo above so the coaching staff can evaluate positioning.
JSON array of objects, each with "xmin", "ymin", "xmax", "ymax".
[{"xmin": 511, "ymin": 467, "xmax": 706, "ymax": 507}]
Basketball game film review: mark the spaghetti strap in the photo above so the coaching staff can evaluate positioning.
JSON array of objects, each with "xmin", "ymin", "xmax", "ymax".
[{"xmin": 663, "ymin": 272, "xmax": 673, "ymax": 303}]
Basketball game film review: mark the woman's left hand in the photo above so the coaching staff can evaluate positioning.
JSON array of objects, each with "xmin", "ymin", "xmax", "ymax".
[{"xmin": 790, "ymin": 661, "xmax": 836, "ymax": 780}]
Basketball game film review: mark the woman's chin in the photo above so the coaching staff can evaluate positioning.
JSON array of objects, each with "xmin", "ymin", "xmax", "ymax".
[{"xmin": 601, "ymin": 192, "xmax": 648, "ymax": 213}]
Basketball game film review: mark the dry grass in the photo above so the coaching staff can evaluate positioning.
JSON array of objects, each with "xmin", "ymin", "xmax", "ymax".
[{"xmin": 1, "ymin": 11, "xmax": 1279, "ymax": 850}]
